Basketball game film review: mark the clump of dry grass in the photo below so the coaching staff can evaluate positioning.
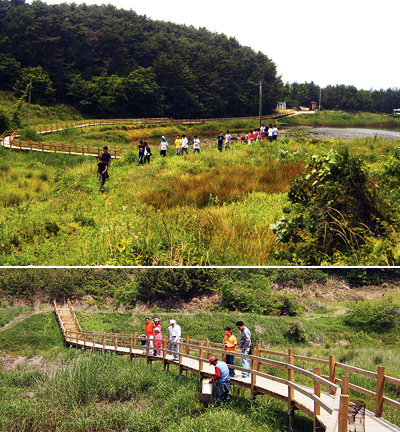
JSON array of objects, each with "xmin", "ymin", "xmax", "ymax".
[{"xmin": 140, "ymin": 160, "xmax": 304, "ymax": 210}]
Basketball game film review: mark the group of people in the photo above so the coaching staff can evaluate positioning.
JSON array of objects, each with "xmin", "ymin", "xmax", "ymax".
[
  {"xmin": 209, "ymin": 321, "xmax": 252, "ymax": 402},
  {"xmin": 141, "ymin": 317, "xmax": 181, "ymax": 360},
  {"xmin": 97, "ymin": 123, "xmax": 280, "ymax": 191},
  {"xmin": 140, "ymin": 317, "xmax": 252, "ymax": 403}
]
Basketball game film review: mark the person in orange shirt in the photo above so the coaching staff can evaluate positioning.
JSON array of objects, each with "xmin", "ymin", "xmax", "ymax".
[
  {"xmin": 145, "ymin": 317, "xmax": 155, "ymax": 355},
  {"xmin": 223, "ymin": 327, "xmax": 237, "ymax": 377}
]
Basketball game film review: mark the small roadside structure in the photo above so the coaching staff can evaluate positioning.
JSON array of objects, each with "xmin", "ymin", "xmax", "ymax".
[
  {"xmin": 394, "ymin": 109, "xmax": 400, "ymax": 117},
  {"xmin": 310, "ymin": 101, "xmax": 317, "ymax": 110}
]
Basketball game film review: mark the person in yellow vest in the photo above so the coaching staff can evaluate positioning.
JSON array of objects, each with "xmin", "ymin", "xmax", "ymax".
[
  {"xmin": 175, "ymin": 134, "xmax": 182, "ymax": 155},
  {"xmin": 223, "ymin": 327, "xmax": 237, "ymax": 377}
]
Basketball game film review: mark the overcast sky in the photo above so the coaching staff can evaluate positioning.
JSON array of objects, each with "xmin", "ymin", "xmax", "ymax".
[{"xmin": 28, "ymin": 0, "xmax": 399, "ymax": 91}]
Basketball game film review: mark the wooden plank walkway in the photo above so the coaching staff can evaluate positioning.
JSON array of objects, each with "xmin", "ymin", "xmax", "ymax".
[{"xmin": 54, "ymin": 302, "xmax": 400, "ymax": 432}]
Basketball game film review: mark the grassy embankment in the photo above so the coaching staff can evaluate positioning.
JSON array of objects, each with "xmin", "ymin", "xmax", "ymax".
[
  {"xmin": 2, "ymin": 124, "xmax": 400, "ymax": 265},
  {"xmin": 2, "ymin": 98, "xmax": 400, "ymax": 265},
  {"xmin": 0, "ymin": 307, "xmax": 314, "ymax": 432},
  {"xmin": 283, "ymin": 110, "xmax": 400, "ymax": 128},
  {"xmin": 1, "ymin": 295, "xmax": 400, "ymax": 431}
]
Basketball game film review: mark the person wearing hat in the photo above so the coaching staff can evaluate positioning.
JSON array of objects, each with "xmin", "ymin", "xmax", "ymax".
[
  {"xmin": 160, "ymin": 136, "xmax": 168, "ymax": 157},
  {"xmin": 209, "ymin": 357, "xmax": 231, "ymax": 402},
  {"xmin": 154, "ymin": 326, "xmax": 163, "ymax": 356},
  {"xmin": 223, "ymin": 327, "xmax": 237, "ymax": 377},
  {"xmin": 154, "ymin": 317, "xmax": 162, "ymax": 332},
  {"xmin": 167, "ymin": 319, "xmax": 181, "ymax": 360}
]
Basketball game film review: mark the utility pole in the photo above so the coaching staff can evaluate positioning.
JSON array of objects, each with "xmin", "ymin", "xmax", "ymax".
[
  {"xmin": 259, "ymin": 81, "xmax": 262, "ymax": 128},
  {"xmin": 27, "ymin": 79, "xmax": 32, "ymax": 127},
  {"xmin": 318, "ymin": 88, "xmax": 321, "ymax": 112}
]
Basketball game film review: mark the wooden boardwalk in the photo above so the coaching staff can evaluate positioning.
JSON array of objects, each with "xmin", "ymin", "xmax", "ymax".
[{"xmin": 54, "ymin": 300, "xmax": 400, "ymax": 432}]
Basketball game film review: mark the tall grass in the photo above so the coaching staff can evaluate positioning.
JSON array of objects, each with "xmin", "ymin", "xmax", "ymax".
[
  {"xmin": 0, "ymin": 352, "xmax": 308, "ymax": 432},
  {"xmin": 1, "ymin": 134, "xmax": 400, "ymax": 265}
]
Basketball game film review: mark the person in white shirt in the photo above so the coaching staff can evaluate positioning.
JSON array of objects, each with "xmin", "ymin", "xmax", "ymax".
[
  {"xmin": 225, "ymin": 130, "xmax": 232, "ymax": 150},
  {"xmin": 273, "ymin": 125, "xmax": 278, "ymax": 141},
  {"xmin": 193, "ymin": 136, "xmax": 201, "ymax": 154},
  {"xmin": 268, "ymin": 124, "xmax": 274, "ymax": 142},
  {"xmin": 168, "ymin": 319, "xmax": 181, "ymax": 360},
  {"xmin": 181, "ymin": 134, "xmax": 189, "ymax": 154},
  {"xmin": 160, "ymin": 136, "xmax": 168, "ymax": 157}
]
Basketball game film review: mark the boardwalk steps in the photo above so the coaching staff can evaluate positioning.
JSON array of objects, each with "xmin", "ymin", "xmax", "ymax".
[{"xmin": 54, "ymin": 300, "xmax": 400, "ymax": 432}]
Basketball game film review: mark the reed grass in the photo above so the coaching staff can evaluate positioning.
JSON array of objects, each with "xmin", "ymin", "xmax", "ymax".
[
  {"xmin": 1, "ymin": 132, "xmax": 400, "ymax": 265},
  {"xmin": 0, "ymin": 351, "xmax": 308, "ymax": 432}
]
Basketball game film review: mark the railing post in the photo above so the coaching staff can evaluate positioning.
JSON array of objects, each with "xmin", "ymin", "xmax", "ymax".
[
  {"xmin": 130, "ymin": 333, "xmax": 133, "ymax": 355},
  {"xmin": 205, "ymin": 339, "xmax": 210, "ymax": 360},
  {"xmin": 84, "ymin": 329, "xmax": 87, "ymax": 349},
  {"xmin": 338, "ymin": 394, "xmax": 349, "ymax": 432},
  {"xmin": 329, "ymin": 355, "xmax": 336, "ymax": 395},
  {"xmin": 92, "ymin": 331, "xmax": 96, "ymax": 351},
  {"xmin": 288, "ymin": 347, "xmax": 295, "ymax": 427},
  {"xmin": 376, "ymin": 365, "xmax": 385, "ymax": 417},
  {"xmin": 186, "ymin": 335, "xmax": 190, "ymax": 355},
  {"xmin": 342, "ymin": 374, "xmax": 349, "ymax": 396},
  {"xmin": 102, "ymin": 331, "xmax": 105, "ymax": 352},
  {"xmin": 251, "ymin": 345, "xmax": 260, "ymax": 399},
  {"xmin": 314, "ymin": 366, "xmax": 321, "ymax": 416},
  {"xmin": 199, "ymin": 342, "xmax": 204, "ymax": 379}
]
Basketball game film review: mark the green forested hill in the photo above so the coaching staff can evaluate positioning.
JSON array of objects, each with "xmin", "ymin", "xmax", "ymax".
[{"xmin": 0, "ymin": 0, "xmax": 280, "ymax": 118}]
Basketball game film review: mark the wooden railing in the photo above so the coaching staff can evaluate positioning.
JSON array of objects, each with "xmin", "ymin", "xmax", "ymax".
[
  {"xmin": 7, "ymin": 139, "xmax": 123, "ymax": 158},
  {"xmin": 258, "ymin": 347, "xmax": 400, "ymax": 418},
  {"xmin": 62, "ymin": 326, "xmax": 343, "ymax": 430},
  {"xmin": 54, "ymin": 302, "xmax": 400, "ymax": 432},
  {"xmin": 67, "ymin": 298, "xmax": 81, "ymax": 332}
]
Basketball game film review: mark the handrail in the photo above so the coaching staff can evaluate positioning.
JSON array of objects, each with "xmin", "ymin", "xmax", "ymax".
[
  {"xmin": 53, "ymin": 300, "xmax": 66, "ymax": 335},
  {"xmin": 54, "ymin": 301, "xmax": 400, "ymax": 432},
  {"xmin": 7, "ymin": 139, "xmax": 123, "ymax": 158},
  {"xmin": 62, "ymin": 326, "xmax": 342, "ymax": 429},
  {"xmin": 67, "ymin": 299, "xmax": 82, "ymax": 332}
]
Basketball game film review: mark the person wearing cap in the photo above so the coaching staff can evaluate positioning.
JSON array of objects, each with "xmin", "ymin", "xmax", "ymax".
[
  {"xmin": 223, "ymin": 327, "xmax": 237, "ymax": 377},
  {"xmin": 154, "ymin": 326, "xmax": 163, "ymax": 356},
  {"xmin": 209, "ymin": 357, "xmax": 231, "ymax": 402},
  {"xmin": 145, "ymin": 317, "xmax": 155, "ymax": 355},
  {"xmin": 154, "ymin": 317, "xmax": 162, "ymax": 332},
  {"xmin": 160, "ymin": 136, "xmax": 168, "ymax": 157},
  {"xmin": 236, "ymin": 321, "xmax": 252, "ymax": 378},
  {"xmin": 168, "ymin": 319, "xmax": 181, "ymax": 360}
]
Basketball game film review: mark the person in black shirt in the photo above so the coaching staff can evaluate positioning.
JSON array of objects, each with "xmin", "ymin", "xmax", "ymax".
[
  {"xmin": 97, "ymin": 155, "xmax": 108, "ymax": 192},
  {"xmin": 101, "ymin": 146, "xmax": 111, "ymax": 180},
  {"xmin": 217, "ymin": 132, "xmax": 224, "ymax": 152},
  {"xmin": 138, "ymin": 141, "xmax": 145, "ymax": 166}
]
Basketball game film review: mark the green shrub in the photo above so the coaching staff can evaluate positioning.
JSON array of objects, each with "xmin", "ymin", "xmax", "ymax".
[
  {"xmin": 284, "ymin": 321, "xmax": 308, "ymax": 343},
  {"xmin": 270, "ymin": 268, "xmax": 328, "ymax": 287},
  {"xmin": 19, "ymin": 127, "xmax": 42, "ymax": 142},
  {"xmin": 344, "ymin": 298, "xmax": 400, "ymax": 332},
  {"xmin": 221, "ymin": 275, "xmax": 303, "ymax": 316},
  {"xmin": 271, "ymin": 148, "xmax": 388, "ymax": 265}
]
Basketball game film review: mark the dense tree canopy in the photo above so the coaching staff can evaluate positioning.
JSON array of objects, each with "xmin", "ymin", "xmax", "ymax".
[
  {"xmin": 282, "ymin": 81, "xmax": 400, "ymax": 113},
  {"xmin": 0, "ymin": 0, "xmax": 281, "ymax": 118}
]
